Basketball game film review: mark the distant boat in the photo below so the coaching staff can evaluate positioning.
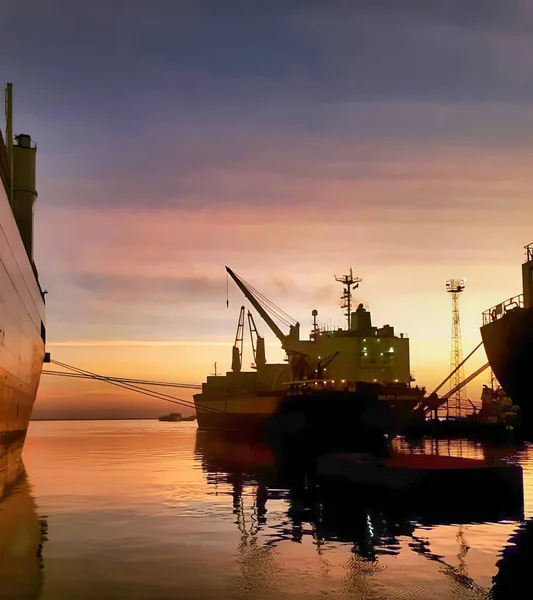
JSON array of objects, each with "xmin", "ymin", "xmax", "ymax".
[{"xmin": 158, "ymin": 413, "xmax": 196, "ymax": 422}]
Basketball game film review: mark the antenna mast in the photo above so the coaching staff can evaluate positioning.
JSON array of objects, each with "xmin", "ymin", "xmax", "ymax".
[
  {"xmin": 335, "ymin": 267, "xmax": 362, "ymax": 329},
  {"xmin": 446, "ymin": 279, "xmax": 466, "ymax": 418}
]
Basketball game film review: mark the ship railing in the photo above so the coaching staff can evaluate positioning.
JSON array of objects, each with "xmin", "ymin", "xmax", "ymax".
[
  {"xmin": 312, "ymin": 330, "xmax": 409, "ymax": 339},
  {"xmin": 482, "ymin": 294, "xmax": 524, "ymax": 325},
  {"xmin": 526, "ymin": 242, "xmax": 533, "ymax": 263},
  {"xmin": 284, "ymin": 379, "xmax": 355, "ymax": 395}
]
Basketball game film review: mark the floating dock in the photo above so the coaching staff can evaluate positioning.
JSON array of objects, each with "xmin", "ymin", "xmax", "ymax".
[
  {"xmin": 317, "ymin": 452, "xmax": 524, "ymax": 524},
  {"xmin": 402, "ymin": 417, "xmax": 520, "ymax": 441}
]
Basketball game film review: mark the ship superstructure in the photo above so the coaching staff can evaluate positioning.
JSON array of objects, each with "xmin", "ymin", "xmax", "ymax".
[
  {"xmin": 481, "ymin": 243, "xmax": 533, "ymax": 428},
  {"xmin": 194, "ymin": 268, "xmax": 422, "ymax": 433},
  {"xmin": 0, "ymin": 84, "xmax": 46, "ymax": 496}
]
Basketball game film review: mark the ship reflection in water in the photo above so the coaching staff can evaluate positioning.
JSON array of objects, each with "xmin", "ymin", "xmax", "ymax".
[
  {"xmin": 195, "ymin": 431, "xmax": 530, "ymax": 597},
  {"xmin": 0, "ymin": 470, "xmax": 47, "ymax": 600},
  {"xmin": 7, "ymin": 421, "xmax": 533, "ymax": 599}
]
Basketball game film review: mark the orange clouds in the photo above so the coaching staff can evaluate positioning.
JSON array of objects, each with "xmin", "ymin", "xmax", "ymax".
[{"xmin": 34, "ymin": 136, "xmax": 533, "ymax": 416}]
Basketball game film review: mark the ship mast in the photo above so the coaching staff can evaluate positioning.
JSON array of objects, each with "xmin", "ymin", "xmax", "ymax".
[
  {"xmin": 334, "ymin": 268, "xmax": 362, "ymax": 330},
  {"xmin": 5, "ymin": 83, "xmax": 13, "ymax": 205}
]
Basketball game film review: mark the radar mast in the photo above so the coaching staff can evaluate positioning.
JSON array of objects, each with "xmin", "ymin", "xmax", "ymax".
[{"xmin": 334, "ymin": 268, "xmax": 362, "ymax": 330}]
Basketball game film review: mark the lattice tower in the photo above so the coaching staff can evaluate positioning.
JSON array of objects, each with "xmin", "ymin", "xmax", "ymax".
[{"xmin": 446, "ymin": 279, "xmax": 466, "ymax": 418}]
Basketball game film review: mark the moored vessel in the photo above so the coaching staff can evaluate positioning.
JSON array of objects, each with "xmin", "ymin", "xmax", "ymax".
[
  {"xmin": 194, "ymin": 267, "xmax": 425, "ymax": 440},
  {"xmin": 0, "ymin": 84, "xmax": 46, "ymax": 495},
  {"xmin": 480, "ymin": 243, "xmax": 533, "ymax": 428}
]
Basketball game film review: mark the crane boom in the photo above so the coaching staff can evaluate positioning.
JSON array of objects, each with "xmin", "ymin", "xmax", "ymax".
[
  {"xmin": 430, "ymin": 341, "xmax": 483, "ymax": 396},
  {"xmin": 441, "ymin": 362, "xmax": 490, "ymax": 402},
  {"xmin": 226, "ymin": 267, "xmax": 287, "ymax": 344},
  {"xmin": 421, "ymin": 361, "xmax": 490, "ymax": 416}
]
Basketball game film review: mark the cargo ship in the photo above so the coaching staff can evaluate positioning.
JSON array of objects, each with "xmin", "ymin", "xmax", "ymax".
[
  {"xmin": 193, "ymin": 267, "xmax": 424, "ymax": 441},
  {"xmin": 481, "ymin": 243, "xmax": 533, "ymax": 428},
  {"xmin": 0, "ymin": 84, "xmax": 46, "ymax": 496}
]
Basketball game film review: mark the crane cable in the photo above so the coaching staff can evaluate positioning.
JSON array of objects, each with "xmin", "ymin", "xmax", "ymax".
[
  {"xmin": 45, "ymin": 360, "xmax": 224, "ymax": 413},
  {"xmin": 238, "ymin": 274, "xmax": 297, "ymax": 327},
  {"xmin": 246, "ymin": 283, "xmax": 296, "ymax": 325}
]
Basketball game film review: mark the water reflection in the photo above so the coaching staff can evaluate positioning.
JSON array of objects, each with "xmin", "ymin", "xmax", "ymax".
[
  {"xmin": 0, "ymin": 469, "xmax": 47, "ymax": 599},
  {"xmin": 9, "ymin": 421, "xmax": 533, "ymax": 599},
  {"xmin": 492, "ymin": 519, "xmax": 533, "ymax": 598},
  {"xmin": 195, "ymin": 430, "xmax": 531, "ymax": 597}
]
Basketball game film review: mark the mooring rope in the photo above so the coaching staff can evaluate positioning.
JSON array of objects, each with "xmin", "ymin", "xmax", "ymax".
[
  {"xmin": 42, "ymin": 370, "xmax": 202, "ymax": 389},
  {"xmin": 43, "ymin": 360, "xmax": 223, "ymax": 413}
]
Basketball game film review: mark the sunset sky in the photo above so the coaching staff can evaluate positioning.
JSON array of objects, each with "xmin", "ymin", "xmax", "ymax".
[{"xmin": 2, "ymin": 1, "xmax": 532, "ymax": 418}]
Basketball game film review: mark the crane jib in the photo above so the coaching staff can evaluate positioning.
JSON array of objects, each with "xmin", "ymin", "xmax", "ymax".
[{"xmin": 225, "ymin": 266, "xmax": 290, "ymax": 344}]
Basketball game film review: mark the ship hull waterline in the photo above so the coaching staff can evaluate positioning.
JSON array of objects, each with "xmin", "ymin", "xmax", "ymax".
[
  {"xmin": 194, "ymin": 392, "xmax": 285, "ymax": 433},
  {"xmin": 194, "ymin": 387, "xmax": 423, "ymax": 455}
]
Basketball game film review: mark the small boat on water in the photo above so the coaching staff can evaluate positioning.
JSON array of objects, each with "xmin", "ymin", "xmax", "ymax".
[{"xmin": 158, "ymin": 413, "xmax": 196, "ymax": 422}]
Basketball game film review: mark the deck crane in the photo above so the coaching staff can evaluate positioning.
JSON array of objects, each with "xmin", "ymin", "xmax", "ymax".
[
  {"xmin": 415, "ymin": 359, "xmax": 490, "ymax": 417},
  {"xmin": 231, "ymin": 306, "xmax": 245, "ymax": 373},
  {"xmin": 316, "ymin": 351, "xmax": 340, "ymax": 379},
  {"xmin": 412, "ymin": 341, "xmax": 484, "ymax": 416},
  {"xmin": 442, "ymin": 362, "xmax": 490, "ymax": 407},
  {"xmin": 430, "ymin": 341, "xmax": 484, "ymax": 398},
  {"xmin": 247, "ymin": 310, "xmax": 266, "ymax": 368},
  {"xmin": 225, "ymin": 267, "xmax": 300, "ymax": 348},
  {"xmin": 226, "ymin": 267, "xmax": 311, "ymax": 378}
]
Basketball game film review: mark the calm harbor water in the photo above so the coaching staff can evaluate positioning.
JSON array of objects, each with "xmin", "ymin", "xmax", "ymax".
[{"xmin": 2, "ymin": 420, "xmax": 533, "ymax": 599}]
